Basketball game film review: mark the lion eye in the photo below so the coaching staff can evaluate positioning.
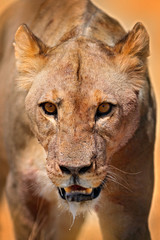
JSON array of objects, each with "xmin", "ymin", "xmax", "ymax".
[
  {"xmin": 40, "ymin": 102, "xmax": 57, "ymax": 116},
  {"xmin": 96, "ymin": 102, "xmax": 113, "ymax": 118}
]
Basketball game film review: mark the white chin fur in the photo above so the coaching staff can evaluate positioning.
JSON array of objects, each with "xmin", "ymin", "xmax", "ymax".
[
  {"xmin": 68, "ymin": 198, "xmax": 100, "ymax": 229},
  {"xmin": 59, "ymin": 196, "xmax": 99, "ymax": 217}
]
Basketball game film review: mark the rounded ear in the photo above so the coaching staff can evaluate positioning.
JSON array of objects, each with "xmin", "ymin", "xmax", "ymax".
[
  {"xmin": 114, "ymin": 22, "xmax": 149, "ymax": 60},
  {"xmin": 14, "ymin": 24, "xmax": 50, "ymax": 90}
]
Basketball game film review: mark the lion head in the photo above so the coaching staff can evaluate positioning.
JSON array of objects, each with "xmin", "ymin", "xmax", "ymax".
[{"xmin": 14, "ymin": 22, "xmax": 152, "ymax": 213}]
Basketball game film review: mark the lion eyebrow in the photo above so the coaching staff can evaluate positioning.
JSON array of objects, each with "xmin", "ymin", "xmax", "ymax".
[
  {"xmin": 54, "ymin": 97, "xmax": 63, "ymax": 106},
  {"xmin": 51, "ymin": 90, "xmax": 63, "ymax": 105}
]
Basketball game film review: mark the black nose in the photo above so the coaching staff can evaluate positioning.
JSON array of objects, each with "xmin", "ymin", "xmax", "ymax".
[{"xmin": 59, "ymin": 163, "xmax": 93, "ymax": 175}]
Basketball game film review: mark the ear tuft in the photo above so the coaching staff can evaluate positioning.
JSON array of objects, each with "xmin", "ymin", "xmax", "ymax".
[{"xmin": 115, "ymin": 22, "xmax": 149, "ymax": 60}]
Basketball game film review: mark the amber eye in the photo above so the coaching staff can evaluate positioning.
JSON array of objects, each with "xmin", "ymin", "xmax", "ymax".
[
  {"xmin": 96, "ymin": 102, "xmax": 113, "ymax": 118},
  {"xmin": 40, "ymin": 102, "xmax": 57, "ymax": 116}
]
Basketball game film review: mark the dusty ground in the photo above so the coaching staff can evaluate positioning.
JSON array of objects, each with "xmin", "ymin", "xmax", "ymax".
[{"xmin": 0, "ymin": 0, "xmax": 160, "ymax": 239}]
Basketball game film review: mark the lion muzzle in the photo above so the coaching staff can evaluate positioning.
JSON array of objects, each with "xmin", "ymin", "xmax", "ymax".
[{"xmin": 58, "ymin": 185, "xmax": 101, "ymax": 202}]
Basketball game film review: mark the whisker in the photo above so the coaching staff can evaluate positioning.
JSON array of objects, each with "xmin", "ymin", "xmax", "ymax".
[
  {"xmin": 108, "ymin": 165, "xmax": 142, "ymax": 175},
  {"xmin": 59, "ymin": 188, "xmax": 63, "ymax": 196},
  {"xmin": 107, "ymin": 174, "xmax": 132, "ymax": 192},
  {"xmin": 107, "ymin": 170, "xmax": 130, "ymax": 188}
]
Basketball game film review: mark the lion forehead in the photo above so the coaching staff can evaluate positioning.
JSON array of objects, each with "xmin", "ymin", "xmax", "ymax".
[{"xmin": 33, "ymin": 41, "xmax": 123, "ymax": 97}]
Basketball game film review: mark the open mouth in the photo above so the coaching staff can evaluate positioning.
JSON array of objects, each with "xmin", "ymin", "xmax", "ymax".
[{"xmin": 58, "ymin": 185, "xmax": 101, "ymax": 202}]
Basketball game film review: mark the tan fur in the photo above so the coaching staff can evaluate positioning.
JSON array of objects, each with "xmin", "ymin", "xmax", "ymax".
[{"xmin": 0, "ymin": 0, "xmax": 156, "ymax": 239}]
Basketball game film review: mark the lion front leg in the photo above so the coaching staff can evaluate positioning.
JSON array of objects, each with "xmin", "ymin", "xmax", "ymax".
[
  {"xmin": 6, "ymin": 172, "xmax": 57, "ymax": 240},
  {"xmin": 97, "ymin": 195, "xmax": 151, "ymax": 240},
  {"xmin": 6, "ymin": 172, "xmax": 84, "ymax": 240}
]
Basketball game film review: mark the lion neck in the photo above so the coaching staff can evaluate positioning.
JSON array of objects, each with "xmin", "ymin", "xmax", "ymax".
[{"xmin": 29, "ymin": 0, "xmax": 126, "ymax": 47}]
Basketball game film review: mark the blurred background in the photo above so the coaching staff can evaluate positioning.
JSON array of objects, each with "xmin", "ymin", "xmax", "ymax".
[{"xmin": 0, "ymin": 0, "xmax": 159, "ymax": 239}]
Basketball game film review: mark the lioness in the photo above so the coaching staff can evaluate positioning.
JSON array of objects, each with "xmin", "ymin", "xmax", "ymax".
[{"xmin": 0, "ymin": 0, "xmax": 156, "ymax": 239}]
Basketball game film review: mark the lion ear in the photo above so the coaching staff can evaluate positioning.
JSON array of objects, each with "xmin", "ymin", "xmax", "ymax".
[
  {"xmin": 114, "ymin": 22, "xmax": 149, "ymax": 60},
  {"xmin": 14, "ymin": 24, "xmax": 50, "ymax": 90}
]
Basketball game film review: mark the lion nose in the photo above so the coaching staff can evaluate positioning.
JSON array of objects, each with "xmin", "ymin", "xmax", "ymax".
[{"xmin": 59, "ymin": 163, "xmax": 93, "ymax": 175}]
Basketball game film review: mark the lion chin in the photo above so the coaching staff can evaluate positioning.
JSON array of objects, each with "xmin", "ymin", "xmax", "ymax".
[
  {"xmin": 58, "ymin": 184, "xmax": 101, "ymax": 214},
  {"xmin": 58, "ymin": 189, "xmax": 100, "ymax": 223},
  {"xmin": 37, "ymin": 169, "xmax": 101, "ymax": 218}
]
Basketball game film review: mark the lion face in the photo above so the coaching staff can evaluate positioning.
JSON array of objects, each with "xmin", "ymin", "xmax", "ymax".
[{"xmin": 14, "ymin": 24, "xmax": 149, "ymax": 208}]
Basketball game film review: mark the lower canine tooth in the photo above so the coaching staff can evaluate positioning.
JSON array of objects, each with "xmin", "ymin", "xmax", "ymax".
[
  {"xmin": 86, "ymin": 188, "xmax": 92, "ymax": 194},
  {"xmin": 64, "ymin": 187, "xmax": 71, "ymax": 193}
]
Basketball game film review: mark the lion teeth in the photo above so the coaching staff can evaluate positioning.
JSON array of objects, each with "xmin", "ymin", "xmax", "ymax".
[
  {"xmin": 85, "ymin": 188, "xmax": 92, "ymax": 194},
  {"xmin": 64, "ymin": 187, "xmax": 72, "ymax": 193},
  {"xmin": 64, "ymin": 186, "xmax": 93, "ymax": 194}
]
